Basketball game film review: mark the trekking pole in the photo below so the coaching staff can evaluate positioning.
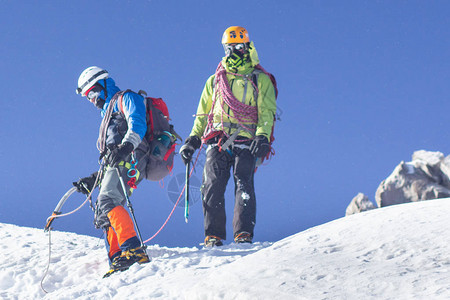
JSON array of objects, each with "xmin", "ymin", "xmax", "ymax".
[
  {"xmin": 115, "ymin": 167, "xmax": 146, "ymax": 248},
  {"xmin": 185, "ymin": 160, "xmax": 190, "ymax": 223}
]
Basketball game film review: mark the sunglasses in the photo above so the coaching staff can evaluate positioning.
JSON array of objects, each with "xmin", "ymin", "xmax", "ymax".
[
  {"xmin": 85, "ymin": 84, "xmax": 103, "ymax": 102},
  {"xmin": 223, "ymin": 43, "xmax": 247, "ymax": 56}
]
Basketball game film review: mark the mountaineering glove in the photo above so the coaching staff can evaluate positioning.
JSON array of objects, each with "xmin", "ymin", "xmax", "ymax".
[
  {"xmin": 249, "ymin": 135, "xmax": 271, "ymax": 158},
  {"xmin": 73, "ymin": 172, "xmax": 99, "ymax": 195},
  {"xmin": 107, "ymin": 142, "xmax": 134, "ymax": 167},
  {"xmin": 179, "ymin": 136, "xmax": 201, "ymax": 165}
]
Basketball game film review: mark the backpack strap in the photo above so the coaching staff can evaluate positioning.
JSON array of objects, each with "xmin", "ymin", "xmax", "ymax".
[
  {"xmin": 251, "ymin": 71, "xmax": 260, "ymax": 102},
  {"xmin": 254, "ymin": 64, "xmax": 278, "ymax": 98},
  {"xmin": 97, "ymin": 90, "xmax": 125, "ymax": 154},
  {"xmin": 145, "ymin": 97, "xmax": 155, "ymax": 141},
  {"xmin": 117, "ymin": 89, "xmax": 132, "ymax": 115}
]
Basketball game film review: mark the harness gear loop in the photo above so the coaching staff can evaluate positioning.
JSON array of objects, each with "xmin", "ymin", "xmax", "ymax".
[
  {"xmin": 220, "ymin": 126, "xmax": 243, "ymax": 152},
  {"xmin": 126, "ymin": 152, "xmax": 138, "ymax": 189}
]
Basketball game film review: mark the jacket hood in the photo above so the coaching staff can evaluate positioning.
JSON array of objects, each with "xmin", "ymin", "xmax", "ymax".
[
  {"xmin": 98, "ymin": 77, "xmax": 120, "ymax": 102},
  {"xmin": 99, "ymin": 77, "xmax": 120, "ymax": 115},
  {"xmin": 248, "ymin": 41, "xmax": 260, "ymax": 67}
]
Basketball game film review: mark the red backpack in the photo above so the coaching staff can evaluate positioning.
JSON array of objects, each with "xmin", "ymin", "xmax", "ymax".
[{"xmin": 116, "ymin": 90, "xmax": 180, "ymax": 181}]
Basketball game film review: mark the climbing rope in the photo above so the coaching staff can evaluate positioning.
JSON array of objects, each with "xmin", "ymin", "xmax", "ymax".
[
  {"xmin": 41, "ymin": 191, "xmax": 94, "ymax": 294},
  {"xmin": 40, "ymin": 229, "xmax": 51, "ymax": 294},
  {"xmin": 40, "ymin": 165, "xmax": 103, "ymax": 294},
  {"xmin": 97, "ymin": 95, "xmax": 119, "ymax": 154},
  {"xmin": 142, "ymin": 144, "xmax": 203, "ymax": 243},
  {"xmin": 203, "ymin": 62, "xmax": 259, "ymax": 141}
]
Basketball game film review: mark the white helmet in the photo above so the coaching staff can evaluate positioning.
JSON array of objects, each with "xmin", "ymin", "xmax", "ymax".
[{"xmin": 76, "ymin": 66, "xmax": 109, "ymax": 95}]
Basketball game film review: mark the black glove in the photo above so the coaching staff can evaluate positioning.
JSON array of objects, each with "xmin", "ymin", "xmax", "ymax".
[
  {"xmin": 107, "ymin": 142, "xmax": 134, "ymax": 167},
  {"xmin": 73, "ymin": 172, "xmax": 99, "ymax": 195},
  {"xmin": 249, "ymin": 135, "xmax": 271, "ymax": 158},
  {"xmin": 179, "ymin": 136, "xmax": 201, "ymax": 165}
]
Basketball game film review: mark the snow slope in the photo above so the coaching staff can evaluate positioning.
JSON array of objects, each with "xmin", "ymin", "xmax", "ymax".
[{"xmin": 2, "ymin": 198, "xmax": 450, "ymax": 300}]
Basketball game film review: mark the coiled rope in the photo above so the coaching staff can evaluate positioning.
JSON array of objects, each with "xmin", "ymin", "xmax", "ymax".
[
  {"xmin": 204, "ymin": 62, "xmax": 259, "ymax": 140},
  {"xmin": 97, "ymin": 95, "xmax": 119, "ymax": 154}
]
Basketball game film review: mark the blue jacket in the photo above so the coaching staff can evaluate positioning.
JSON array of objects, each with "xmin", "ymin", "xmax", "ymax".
[{"xmin": 99, "ymin": 78, "xmax": 147, "ymax": 149}]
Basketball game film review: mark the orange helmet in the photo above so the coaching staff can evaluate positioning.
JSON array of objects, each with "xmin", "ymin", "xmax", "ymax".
[{"xmin": 222, "ymin": 26, "xmax": 250, "ymax": 44}]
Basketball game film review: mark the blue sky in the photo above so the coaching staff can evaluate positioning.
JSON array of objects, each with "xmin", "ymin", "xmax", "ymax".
[{"xmin": 1, "ymin": 1, "xmax": 450, "ymax": 247}]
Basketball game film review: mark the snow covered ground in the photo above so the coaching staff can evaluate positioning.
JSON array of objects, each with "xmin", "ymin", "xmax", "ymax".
[{"xmin": 2, "ymin": 198, "xmax": 450, "ymax": 300}]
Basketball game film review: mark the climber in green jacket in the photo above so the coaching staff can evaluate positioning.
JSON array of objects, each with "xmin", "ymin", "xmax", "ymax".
[{"xmin": 180, "ymin": 26, "xmax": 277, "ymax": 247}]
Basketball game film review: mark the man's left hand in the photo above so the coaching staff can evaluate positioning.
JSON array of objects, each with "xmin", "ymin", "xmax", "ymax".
[{"xmin": 249, "ymin": 136, "xmax": 271, "ymax": 158}]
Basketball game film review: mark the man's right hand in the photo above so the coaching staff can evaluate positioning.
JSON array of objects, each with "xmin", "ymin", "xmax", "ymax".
[{"xmin": 179, "ymin": 136, "xmax": 201, "ymax": 165}]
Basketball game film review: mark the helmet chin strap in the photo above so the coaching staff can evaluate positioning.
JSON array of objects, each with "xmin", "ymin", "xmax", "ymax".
[{"xmin": 102, "ymin": 79, "xmax": 108, "ymax": 100}]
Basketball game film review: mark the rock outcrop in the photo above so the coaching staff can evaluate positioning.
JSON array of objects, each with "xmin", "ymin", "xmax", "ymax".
[
  {"xmin": 347, "ymin": 150, "xmax": 450, "ymax": 215},
  {"xmin": 345, "ymin": 193, "xmax": 376, "ymax": 216},
  {"xmin": 375, "ymin": 150, "xmax": 450, "ymax": 207}
]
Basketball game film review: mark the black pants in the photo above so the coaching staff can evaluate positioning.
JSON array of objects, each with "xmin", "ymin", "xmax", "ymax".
[{"xmin": 201, "ymin": 145, "xmax": 256, "ymax": 240}]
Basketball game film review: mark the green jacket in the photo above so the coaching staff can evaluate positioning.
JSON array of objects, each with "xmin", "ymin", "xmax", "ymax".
[{"xmin": 190, "ymin": 46, "xmax": 276, "ymax": 141}]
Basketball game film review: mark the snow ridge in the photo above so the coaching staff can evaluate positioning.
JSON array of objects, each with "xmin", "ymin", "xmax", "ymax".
[{"xmin": 2, "ymin": 199, "xmax": 450, "ymax": 299}]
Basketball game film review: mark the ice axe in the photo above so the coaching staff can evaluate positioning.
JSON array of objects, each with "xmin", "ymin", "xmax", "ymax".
[
  {"xmin": 184, "ymin": 160, "xmax": 190, "ymax": 223},
  {"xmin": 44, "ymin": 187, "xmax": 78, "ymax": 231}
]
